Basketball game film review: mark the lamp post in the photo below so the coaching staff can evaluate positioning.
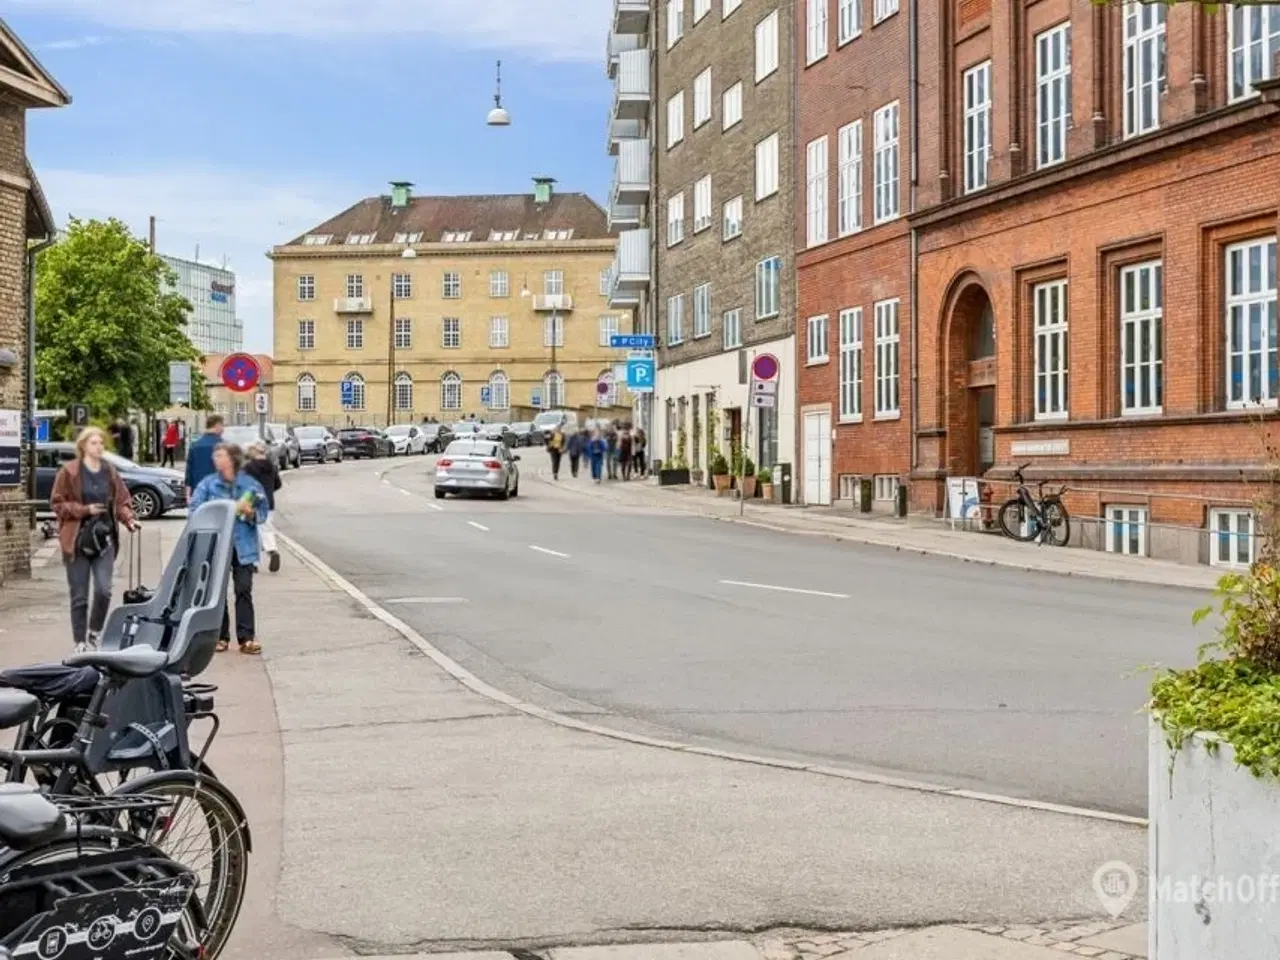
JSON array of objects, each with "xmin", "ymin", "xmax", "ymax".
[
  {"xmin": 521, "ymin": 282, "xmax": 558, "ymax": 409},
  {"xmin": 387, "ymin": 245, "xmax": 417, "ymax": 426}
]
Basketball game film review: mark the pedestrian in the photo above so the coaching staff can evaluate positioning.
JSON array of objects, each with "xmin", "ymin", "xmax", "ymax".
[
  {"xmin": 547, "ymin": 421, "xmax": 566, "ymax": 480},
  {"xmin": 244, "ymin": 441, "xmax": 283, "ymax": 573},
  {"xmin": 605, "ymin": 423, "xmax": 619, "ymax": 480},
  {"xmin": 161, "ymin": 420, "xmax": 180, "ymax": 468},
  {"xmin": 567, "ymin": 426, "xmax": 585, "ymax": 478},
  {"xmin": 189, "ymin": 442, "xmax": 268, "ymax": 655},
  {"xmin": 184, "ymin": 414, "xmax": 224, "ymax": 502},
  {"xmin": 109, "ymin": 418, "xmax": 135, "ymax": 461},
  {"xmin": 619, "ymin": 425, "xmax": 634, "ymax": 481},
  {"xmin": 633, "ymin": 426, "xmax": 647, "ymax": 478},
  {"xmin": 586, "ymin": 429, "xmax": 607, "ymax": 484},
  {"xmin": 50, "ymin": 426, "xmax": 138, "ymax": 652}
]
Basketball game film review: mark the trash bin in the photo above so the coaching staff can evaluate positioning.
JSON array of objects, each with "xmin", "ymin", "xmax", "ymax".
[
  {"xmin": 776, "ymin": 462, "xmax": 793, "ymax": 505},
  {"xmin": 859, "ymin": 477, "xmax": 874, "ymax": 513},
  {"xmin": 895, "ymin": 482, "xmax": 908, "ymax": 518}
]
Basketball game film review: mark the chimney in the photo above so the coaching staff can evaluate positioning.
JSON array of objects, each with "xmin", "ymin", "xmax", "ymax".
[
  {"xmin": 390, "ymin": 181, "xmax": 413, "ymax": 208},
  {"xmin": 533, "ymin": 176, "xmax": 556, "ymax": 205}
]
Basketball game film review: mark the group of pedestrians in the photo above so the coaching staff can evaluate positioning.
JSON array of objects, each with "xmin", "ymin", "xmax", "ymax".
[
  {"xmin": 546, "ymin": 419, "xmax": 647, "ymax": 484},
  {"xmin": 50, "ymin": 414, "xmax": 279, "ymax": 657}
]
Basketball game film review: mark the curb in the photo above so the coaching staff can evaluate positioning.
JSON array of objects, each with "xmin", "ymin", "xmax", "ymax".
[{"xmin": 277, "ymin": 530, "xmax": 1147, "ymax": 829}]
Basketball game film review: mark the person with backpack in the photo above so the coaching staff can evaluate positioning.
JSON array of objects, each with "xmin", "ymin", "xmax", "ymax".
[
  {"xmin": 546, "ymin": 421, "xmax": 566, "ymax": 480},
  {"xmin": 244, "ymin": 441, "xmax": 283, "ymax": 573},
  {"xmin": 50, "ymin": 426, "xmax": 138, "ymax": 652}
]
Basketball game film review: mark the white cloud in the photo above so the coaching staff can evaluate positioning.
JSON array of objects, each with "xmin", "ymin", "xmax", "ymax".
[
  {"xmin": 38, "ymin": 167, "xmax": 363, "ymax": 353},
  {"xmin": 13, "ymin": 0, "xmax": 609, "ymax": 62},
  {"xmin": 38, "ymin": 35, "xmax": 108, "ymax": 51}
]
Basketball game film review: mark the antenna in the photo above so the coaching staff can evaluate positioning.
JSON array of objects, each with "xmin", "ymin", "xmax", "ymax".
[{"xmin": 487, "ymin": 60, "xmax": 510, "ymax": 126}]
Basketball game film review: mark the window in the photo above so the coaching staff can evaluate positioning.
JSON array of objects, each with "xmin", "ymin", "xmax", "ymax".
[
  {"xmin": 1036, "ymin": 23, "xmax": 1072, "ymax": 168},
  {"xmin": 694, "ymin": 0, "xmax": 710, "ymax": 22},
  {"xmin": 440, "ymin": 373, "xmax": 462, "ymax": 411},
  {"xmin": 667, "ymin": 192, "xmax": 686, "ymax": 246},
  {"xmin": 442, "ymin": 317, "xmax": 461, "ymax": 349},
  {"xmin": 694, "ymin": 68, "xmax": 712, "ymax": 127},
  {"xmin": 838, "ymin": 0, "xmax": 861, "ymax": 43},
  {"xmin": 296, "ymin": 373, "xmax": 317, "ymax": 411},
  {"xmin": 599, "ymin": 269, "xmax": 611, "ymax": 296},
  {"xmin": 1123, "ymin": 2, "xmax": 1166, "ymax": 137},
  {"xmin": 723, "ymin": 308, "xmax": 742, "ymax": 349},
  {"xmin": 837, "ymin": 120, "xmax": 862, "ymax": 236},
  {"xmin": 487, "ymin": 372, "xmax": 510, "ymax": 410},
  {"xmin": 693, "ymin": 283, "xmax": 712, "ymax": 337},
  {"xmin": 543, "ymin": 371, "xmax": 565, "ymax": 408},
  {"xmin": 302, "ymin": 234, "xmax": 331, "ymax": 245},
  {"xmin": 807, "ymin": 0, "xmax": 828, "ymax": 63},
  {"xmin": 1229, "ymin": 4, "xmax": 1280, "ymax": 101},
  {"xmin": 873, "ymin": 102, "xmax": 900, "ymax": 223},
  {"xmin": 346, "ymin": 318, "xmax": 364, "ymax": 349},
  {"xmin": 873, "ymin": 0, "xmax": 897, "ymax": 22},
  {"xmin": 544, "ymin": 314, "xmax": 564, "ymax": 347},
  {"xmin": 297, "ymin": 319, "xmax": 315, "ymax": 351},
  {"xmin": 489, "ymin": 316, "xmax": 509, "ymax": 348},
  {"xmin": 1225, "ymin": 237, "xmax": 1279, "ymax": 408},
  {"xmin": 297, "ymin": 275, "xmax": 315, "ymax": 301},
  {"xmin": 1210, "ymin": 509, "xmax": 1257, "ymax": 568},
  {"xmin": 693, "ymin": 176, "xmax": 713, "ymax": 232},
  {"xmin": 755, "ymin": 10, "xmax": 779, "ymax": 81},
  {"xmin": 1033, "ymin": 279, "xmax": 1069, "ymax": 420},
  {"xmin": 542, "ymin": 228, "xmax": 574, "ymax": 241},
  {"xmin": 394, "ymin": 317, "xmax": 412, "ymax": 349},
  {"xmin": 724, "ymin": 0, "xmax": 741, "ymax": 17},
  {"xmin": 1120, "ymin": 261, "xmax": 1163, "ymax": 415},
  {"xmin": 393, "ymin": 272, "xmax": 412, "ymax": 299},
  {"xmin": 667, "ymin": 92, "xmax": 685, "ymax": 148},
  {"xmin": 544, "ymin": 270, "xmax": 564, "ymax": 296},
  {"xmin": 394, "ymin": 373, "xmax": 414, "ymax": 412},
  {"xmin": 346, "ymin": 274, "xmax": 364, "ymax": 299},
  {"xmin": 443, "ymin": 272, "xmax": 461, "ymax": 298},
  {"xmin": 599, "ymin": 314, "xmax": 620, "ymax": 346},
  {"xmin": 756, "ymin": 256, "xmax": 781, "ymax": 319},
  {"xmin": 667, "ymin": 0, "xmax": 684, "ymax": 47},
  {"xmin": 839, "ymin": 307, "xmax": 863, "ymax": 420},
  {"xmin": 441, "ymin": 231, "xmax": 471, "ymax": 242},
  {"xmin": 1106, "ymin": 506, "xmax": 1148, "ymax": 557},
  {"xmin": 806, "ymin": 136, "xmax": 829, "ymax": 246},
  {"xmin": 343, "ymin": 373, "xmax": 366, "ymax": 410},
  {"xmin": 874, "ymin": 475, "xmax": 900, "ymax": 501},
  {"xmin": 873, "ymin": 299, "xmax": 900, "ymax": 416},
  {"xmin": 722, "ymin": 82, "xmax": 743, "ymax": 129},
  {"xmin": 668, "ymin": 294, "xmax": 686, "ymax": 345},
  {"xmin": 394, "ymin": 231, "xmax": 423, "ymax": 243},
  {"xmin": 723, "ymin": 195, "xmax": 743, "ymax": 240},
  {"xmin": 490, "ymin": 270, "xmax": 509, "ymax": 297},
  {"xmin": 346, "ymin": 233, "xmax": 375, "ymax": 245},
  {"xmin": 963, "ymin": 60, "xmax": 992, "ymax": 193},
  {"xmin": 807, "ymin": 315, "xmax": 830, "ymax": 363},
  {"xmin": 755, "ymin": 132, "xmax": 780, "ymax": 200}
]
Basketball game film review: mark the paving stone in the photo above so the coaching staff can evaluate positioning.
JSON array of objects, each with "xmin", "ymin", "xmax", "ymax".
[
  {"xmin": 845, "ymin": 927, "xmax": 1108, "ymax": 958},
  {"xmin": 550, "ymin": 943, "xmax": 763, "ymax": 960},
  {"xmin": 1075, "ymin": 924, "xmax": 1146, "ymax": 957}
]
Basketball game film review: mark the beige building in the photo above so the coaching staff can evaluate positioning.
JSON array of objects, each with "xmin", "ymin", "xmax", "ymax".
[{"xmin": 270, "ymin": 178, "xmax": 624, "ymax": 426}]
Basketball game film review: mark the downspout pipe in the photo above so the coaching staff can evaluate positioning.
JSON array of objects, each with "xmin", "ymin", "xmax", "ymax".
[
  {"xmin": 25, "ymin": 236, "xmax": 55, "ymax": 509},
  {"xmin": 908, "ymin": 0, "xmax": 920, "ymax": 491}
]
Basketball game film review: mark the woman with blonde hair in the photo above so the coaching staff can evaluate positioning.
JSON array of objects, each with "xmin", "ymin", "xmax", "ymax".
[{"xmin": 50, "ymin": 425, "xmax": 137, "ymax": 652}]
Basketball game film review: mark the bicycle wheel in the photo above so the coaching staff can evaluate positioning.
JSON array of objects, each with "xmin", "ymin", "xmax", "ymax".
[
  {"xmin": 1041, "ymin": 497, "xmax": 1071, "ymax": 547},
  {"xmin": 997, "ymin": 498, "xmax": 1040, "ymax": 542}
]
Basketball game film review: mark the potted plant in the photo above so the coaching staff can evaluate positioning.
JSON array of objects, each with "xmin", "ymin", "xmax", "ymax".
[
  {"xmin": 705, "ymin": 407, "xmax": 720, "ymax": 490},
  {"xmin": 709, "ymin": 451, "xmax": 731, "ymax": 495},
  {"xmin": 740, "ymin": 456, "xmax": 757, "ymax": 499},
  {"xmin": 658, "ymin": 427, "xmax": 690, "ymax": 486},
  {"xmin": 1146, "ymin": 455, "xmax": 1280, "ymax": 959},
  {"xmin": 757, "ymin": 467, "xmax": 774, "ymax": 501}
]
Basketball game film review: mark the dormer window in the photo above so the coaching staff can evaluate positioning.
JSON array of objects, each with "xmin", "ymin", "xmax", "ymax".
[
  {"xmin": 488, "ymin": 229, "xmax": 519, "ymax": 241},
  {"xmin": 543, "ymin": 228, "xmax": 574, "ymax": 240},
  {"xmin": 392, "ymin": 232, "xmax": 422, "ymax": 243},
  {"xmin": 441, "ymin": 231, "xmax": 472, "ymax": 242},
  {"xmin": 302, "ymin": 234, "xmax": 332, "ymax": 245},
  {"xmin": 345, "ymin": 233, "xmax": 375, "ymax": 244}
]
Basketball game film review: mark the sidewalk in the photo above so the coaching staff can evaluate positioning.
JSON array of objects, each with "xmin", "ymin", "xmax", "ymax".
[{"xmin": 529, "ymin": 469, "xmax": 1216, "ymax": 591}]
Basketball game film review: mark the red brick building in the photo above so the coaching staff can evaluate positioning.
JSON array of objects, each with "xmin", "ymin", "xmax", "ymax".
[{"xmin": 797, "ymin": 0, "xmax": 1280, "ymax": 567}]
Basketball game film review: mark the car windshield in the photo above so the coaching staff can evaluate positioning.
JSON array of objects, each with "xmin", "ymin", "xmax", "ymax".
[
  {"xmin": 443, "ymin": 441, "xmax": 500, "ymax": 458},
  {"xmin": 294, "ymin": 427, "xmax": 327, "ymax": 439},
  {"xmin": 221, "ymin": 427, "xmax": 261, "ymax": 446},
  {"xmin": 511, "ymin": 423, "xmax": 531, "ymax": 432},
  {"xmin": 341, "ymin": 428, "xmax": 373, "ymax": 435},
  {"xmin": 103, "ymin": 452, "xmax": 138, "ymax": 471},
  {"xmin": 451, "ymin": 423, "xmax": 478, "ymax": 433},
  {"xmin": 385, "ymin": 426, "xmax": 412, "ymax": 436}
]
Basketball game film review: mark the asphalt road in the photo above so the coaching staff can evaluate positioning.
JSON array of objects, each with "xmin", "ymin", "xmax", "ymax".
[{"xmin": 275, "ymin": 453, "xmax": 1204, "ymax": 817}]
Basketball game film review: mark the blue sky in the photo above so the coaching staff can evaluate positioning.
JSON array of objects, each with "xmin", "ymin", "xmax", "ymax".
[{"xmin": 7, "ymin": 0, "xmax": 614, "ymax": 352}]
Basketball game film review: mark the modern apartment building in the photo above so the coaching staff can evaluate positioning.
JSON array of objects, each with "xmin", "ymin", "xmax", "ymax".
[
  {"xmin": 797, "ymin": 0, "xmax": 1280, "ymax": 566},
  {"xmin": 271, "ymin": 179, "xmax": 621, "ymax": 426},
  {"xmin": 160, "ymin": 254, "xmax": 244, "ymax": 356},
  {"xmin": 607, "ymin": 0, "xmax": 797, "ymax": 478}
]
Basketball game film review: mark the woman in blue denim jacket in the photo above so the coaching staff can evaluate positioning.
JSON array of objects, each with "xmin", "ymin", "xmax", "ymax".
[{"xmin": 189, "ymin": 442, "xmax": 269, "ymax": 655}]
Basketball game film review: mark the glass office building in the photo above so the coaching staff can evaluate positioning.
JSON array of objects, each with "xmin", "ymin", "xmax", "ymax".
[{"xmin": 160, "ymin": 253, "xmax": 244, "ymax": 355}]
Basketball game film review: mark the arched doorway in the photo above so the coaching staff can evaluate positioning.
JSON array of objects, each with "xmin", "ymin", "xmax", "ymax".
[{"xmin": 941, "ymin": 277, "xmax": 997, "ymax": 479}]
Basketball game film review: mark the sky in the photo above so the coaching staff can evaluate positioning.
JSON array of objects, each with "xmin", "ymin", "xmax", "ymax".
[{"xmin": 6, "ymin": 0, "xmax": 614, "ymax": 353}]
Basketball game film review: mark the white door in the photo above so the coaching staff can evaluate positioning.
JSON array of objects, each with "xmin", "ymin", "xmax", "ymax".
[{"xmin": 802, "ymin": 411, "xmax": 831, "ymax": 505}]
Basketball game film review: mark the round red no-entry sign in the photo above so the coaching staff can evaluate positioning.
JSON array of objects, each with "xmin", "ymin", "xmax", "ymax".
[
  {"xmin": 220, "ymin": 353, "xmax": 261, "ymax": 393},
  {"xmin": 752, "ymin": 353, "xmax": 780, "ymax": 381}
]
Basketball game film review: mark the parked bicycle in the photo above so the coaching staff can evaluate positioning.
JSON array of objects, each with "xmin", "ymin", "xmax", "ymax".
[{"xmin": 996, "ymin": 462, "xmax": 1070, "ymax": 546}]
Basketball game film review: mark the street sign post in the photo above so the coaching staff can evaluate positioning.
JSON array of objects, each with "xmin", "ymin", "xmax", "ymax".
[
  {"xmin": 168, "ymin": 362, "xmax": 192, "ymax": 406},
  {"xmin": 254, "ymin": 392, "xmax": 268, "ymax": 415},
  {"xmin": 626, "ymin": 356, "xmax": 655, "ymax": 393},
  {"xmin": 479, "ymin": 385, "xmax": 491, "ymax": 406},
  {"xmin": 219, "ymin": 353, "xmax": 261, "ymax": 393},
  {"xmin": 610, "ymin": 334, "xmax": 656, "ymax": 350},
  {"xmin": 340, "ymin": 380, "xmax": 355, "ymax": 409}
]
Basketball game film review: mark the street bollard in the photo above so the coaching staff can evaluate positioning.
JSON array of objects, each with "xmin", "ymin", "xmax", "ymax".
[
  {"xmin": 859, "ymin": 478, "xmax": 873, "ymax": 513},
  {"xmin": 895, "ymin": 482, "xmax": 908, "ymax": 518}
]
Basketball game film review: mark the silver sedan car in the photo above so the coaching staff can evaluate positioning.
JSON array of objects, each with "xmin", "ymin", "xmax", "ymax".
[{"xmin": 433, "ymin": 439, "xmax": 521, "ymax": 500}]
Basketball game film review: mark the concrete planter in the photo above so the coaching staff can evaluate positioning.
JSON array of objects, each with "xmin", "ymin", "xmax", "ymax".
[{"xmin": 1149, "ymin": 720, "xmax": 1280, "ymax": 958}]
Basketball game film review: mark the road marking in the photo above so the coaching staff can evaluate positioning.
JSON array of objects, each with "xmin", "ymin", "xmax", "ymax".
[
  {"xmin": 529, "ymin": 545, "xmax": 569, "ymax": 558},
  {"xmin": 400, "ymin": 488, "xmax": 411, "ymax": 496},
  {"xmin": 426, "ymin": 502, "xmax": 444, "ymax": 511},
  {"xmin": 386, "ymin": 597, "xmax": 468, "ymax": 604},
  {"xmin": 718, "ymin": 579, "xmax": 849, "ymax": 599},
  {"xmin": 467, "ymin": 521, "xmax": 489, "ymax": 531}
]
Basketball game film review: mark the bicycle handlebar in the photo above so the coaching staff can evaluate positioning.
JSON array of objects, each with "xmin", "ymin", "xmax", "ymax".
[{"xmin": 1011, "ymin": 461, "xmax": 1033, "ymax": 483}]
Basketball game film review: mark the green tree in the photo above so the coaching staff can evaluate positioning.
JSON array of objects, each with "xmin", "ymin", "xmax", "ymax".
[{"xmin": 35, "ymin": 217, "xmax": 203, "ymax": 418}]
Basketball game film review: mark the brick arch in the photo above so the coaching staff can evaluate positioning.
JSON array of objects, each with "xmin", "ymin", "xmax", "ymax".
[{"xmin": 937, "ymin": 269, "xmax": 996, "ymax": 479}]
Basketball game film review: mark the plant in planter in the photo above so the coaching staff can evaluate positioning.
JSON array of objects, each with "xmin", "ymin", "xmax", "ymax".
[
  {"xmin": 740, "ymin": 456, "xmax": 757, "ymax": 499},
  {"xmin": 658, "ymin": 427, "xmax": 690, "ymax": 485},
  {"xmin": 757, "ymin": 467, "xmax": 774, "ymax": 501},
  {"xmin": 709, "ymin": 451, "xmax": 730, "ymax": 495},
  {"xmin": 705, "ymin": 407, "xmax": 720, "ymax": 490}
]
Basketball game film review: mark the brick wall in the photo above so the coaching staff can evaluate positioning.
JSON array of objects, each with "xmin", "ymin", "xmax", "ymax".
[{"xmin": 0, "ymin": 103, "xmax": 30, "ymax": 582}]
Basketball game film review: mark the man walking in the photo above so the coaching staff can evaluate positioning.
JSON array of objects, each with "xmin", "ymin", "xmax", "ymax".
[
  {"xmin": 546, "ymin": 421, "xmax": 566, "ymax": 480},
  {"xmin": 184, "ymin": 414, "xmax": 224, "ymax": 502}
]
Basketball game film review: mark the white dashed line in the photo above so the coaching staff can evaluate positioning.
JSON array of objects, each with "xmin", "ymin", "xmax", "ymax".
[
  {"xmin": 386, "ymin": 597, "xmax": 468, "ymax": 604},
  {"xmin": 400, "ymin": 488, "xmax": 411, "ymax": 495},
  {"xmin": 426, "ymin": 502, "xmax": 444, "ymax": 511},
  {"xmin": 718, "ymin": 579, "xmax": 849, "ymax": 599},
  {"xmin": 529, "ymin": 545, "xmax": 569, "ymax": 558},
  {"xmin": 467, "ymin": 521, "xmax": 489, "ymax": 531}
]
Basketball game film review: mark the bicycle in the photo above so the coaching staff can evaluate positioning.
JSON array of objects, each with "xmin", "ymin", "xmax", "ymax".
[{"xmin": 996, "ymin": 462, "xmax": 1071, "ymax": 546}]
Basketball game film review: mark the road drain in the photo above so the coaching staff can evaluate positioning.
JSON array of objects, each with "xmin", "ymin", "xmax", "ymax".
[{"xmin": 509, "ymin": 951, "xmax": 543, "ymax": 960}]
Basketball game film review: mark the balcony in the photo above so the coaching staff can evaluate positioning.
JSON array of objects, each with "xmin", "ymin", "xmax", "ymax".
[
  {"xmin": 607, "ymin": 32, "xmax": 643, "ymax": 78},
  {"xmin": 608, "ymin": 202, "xmax": 641, "ymax": 231},
  {"xmin": 612, "ymin": 138, "xmax": 649, "ymax": 206},
  {"xmin": 607, "ymin": 116, "xmax": 644, "ymax": 155},
  {"xmin": 612, "ymin": 49, "xmax": 650, "ymax": 122},
  {"xmin": 612, "ymin": 0, "xmax": 650, "ymax": 36},
  {"xmin": 333, "ymin": 296, "xmax": 373, "ymax": 313},
  {"xmin": 531, "ymin": 294, "xmax": 573, "ymax": 312},
  {"xmin": 608, "ymin": 228, "xmax": 649, "ymax": 309}
]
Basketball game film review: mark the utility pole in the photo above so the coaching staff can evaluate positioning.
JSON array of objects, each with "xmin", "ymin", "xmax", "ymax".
[{"xmin": 148, "ymin": 216, "xmax": 156, "ymax": 254}]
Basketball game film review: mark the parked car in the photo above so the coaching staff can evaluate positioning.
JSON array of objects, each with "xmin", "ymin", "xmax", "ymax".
[
  {"xmin": 478, "ymin": 422, "xmax": 518, "ymax": 447},
  {"xmin": 35, "ymin": 443, "xmax": 186, "ymax": 521},
  {"xmin": 509, "ymin": 422, "xmax": 542, "ymax": 447},
  {"xmin": 337, "ymin": 427, "xmax": 394, "ymax": 459},
  {"xmin": 533, "ymin": 410, "xmax": 579, "ymax": 439},
  {"xmin": 384, "ymin": 424, "xmax": 428, "ymax": 456},
  {"xmin": 419, "ymin": 423, "xmax": 453, "ymax": 453},
  {"xmin": 293, "ymin": 425, "xmax": 343, "ymax": 463},
  {"xmin": 449, "ymin": 421, "xmax": 483, "ymax": 438},
  {"xmin": 433, "ymin": 439, "xmax": 521, "ymax": 500},
  {"xmin": 221, "ymin": 425, "xmax": 290, "ymax": 469},
  {"xmin": 265, "ymin": 422, "xmax": 301, "ymax": 469}
]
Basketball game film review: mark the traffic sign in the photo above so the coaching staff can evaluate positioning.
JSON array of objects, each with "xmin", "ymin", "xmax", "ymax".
[
  {"xmin": 610, "ymin": 334, "xmax": 656, "ymax": 350},
  {"xmin": 596, "ymin": 379, "xmax": 610, "ymax": 396},
  {"xmin": 626, "ymin": 357, "xmax": 655, "ymax": 392},
  {"xmin": 340, "ymin": 380, "xmax": 355, "ymax": 408},
  {"xmin": 751, "ymin": 392, "xmax": 776, "ymax": 408},
  {"xmin": 480, "ymin": 385, "xmax": 492, "ymax": 405},
  {"xmin": 33, "ymin": 419, "xmax": 49, "ymax": 442},
  {"xmin": 68, "ymin": 404, "xmax": 89, "ymax": 427},
  {"xmin": 220, "ymin": 353, "xmax": 261, "ymax": 393},
  {"xmin": 531, "ymin": 389, "xmax": 543, "ymax": 408},
  {"xmin": 751, "ymin": 353, "xmax": 780, "ymax": 381},
  {"xmin": 751, "ymin": 379, "xmax": 777, "ymax": 396},
  {"xmin": 254, "ymin": 392, "xmax": 269, "ymax": 415},
  {"xmin": 168, "ymin": 361, "xmax": 191, "ymax": 405}
]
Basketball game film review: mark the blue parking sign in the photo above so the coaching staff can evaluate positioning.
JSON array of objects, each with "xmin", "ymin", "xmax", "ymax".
[
  {"xmin": 480, "ymin": 385, "xmax": 491, "ymax": 405},
  {"xmin": 340, "ymin": 380, "xmax": 355, "ymax": 407},
  {"xmin": 626, "ymin": 357, "xmax": 655, "ymax": 393}
]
